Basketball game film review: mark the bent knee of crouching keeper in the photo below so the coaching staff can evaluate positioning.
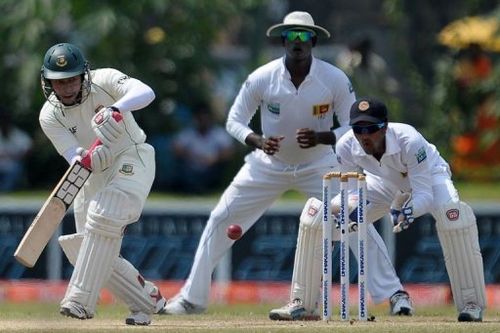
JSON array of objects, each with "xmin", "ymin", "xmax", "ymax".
[
  {"xmin": 300, "ymin": 198, "xmax": 323, "ymax": 229},
  {"xmin": 87, "ymin": 188, "xmax": 141, "ymax": 237},
  {"xmin": 435, "ymin": 201, "xmax": 477, "ymax": 230}
]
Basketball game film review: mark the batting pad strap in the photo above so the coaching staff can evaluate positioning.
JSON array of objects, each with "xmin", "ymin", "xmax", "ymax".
[
  {"xmin": 291, "ymin": 198, "xmax": 323, "ymax": 312},
  {"xmin": 58, "ymin": 233, "xmax": 84, "ymax": 266},
  {"xmin": 435, "ymin": 201, "xmax": 486, "ymax": 310},
  {"xmin": 107, "ymin": 257, "xmax": 155, "ymax": 313}
]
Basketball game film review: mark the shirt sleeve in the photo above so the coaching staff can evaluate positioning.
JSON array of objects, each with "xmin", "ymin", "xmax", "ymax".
[
  {"xmin": 403, "ymin": 133, "xmax": 434, "ymax": 217},
  {"xmin": 39, "ymin": 104, "xmax": 79, "ymax": 160},
  {"xmin": 335, "ymin": 136, "xmax": 363, "ymax": 174},
  {"xmin": 225, "ymin": 74, "xmax": 262, "ymax": 144},
  {"xmin": 97, "ymin": 68, "xmax": 155, "ymax": 112}
]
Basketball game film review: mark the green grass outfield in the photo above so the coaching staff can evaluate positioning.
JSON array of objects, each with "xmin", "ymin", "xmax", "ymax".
[{"xmin": 1, "ymin": 302, "xmax": 499, "ymax": 333}]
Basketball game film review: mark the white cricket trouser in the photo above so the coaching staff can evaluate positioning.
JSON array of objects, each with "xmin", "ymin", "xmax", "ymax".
[{"xmin": 179, "ymin": 150, "xmax": 402, "ymax": 306}]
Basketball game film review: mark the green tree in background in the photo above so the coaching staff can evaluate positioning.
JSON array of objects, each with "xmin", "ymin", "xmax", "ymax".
[{"xmin": 0, "ymin": 0, "xmax": 264, "ymax": 187}]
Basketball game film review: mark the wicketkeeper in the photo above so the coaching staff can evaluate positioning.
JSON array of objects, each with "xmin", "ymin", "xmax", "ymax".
[
  {"xmin": 39, "ymin": 43, "xmax": 166, "ymax": 325},
  {"xmin": 331, "ymin": 97, "xmax": 485, "ymax": 321}
]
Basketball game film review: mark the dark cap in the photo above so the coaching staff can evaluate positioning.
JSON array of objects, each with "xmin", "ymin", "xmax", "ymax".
[{"xmin": 349, "ymin": 97, "xmax": 388, "ymax": 125}]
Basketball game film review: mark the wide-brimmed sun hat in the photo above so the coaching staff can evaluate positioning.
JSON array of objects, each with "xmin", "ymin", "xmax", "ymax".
[{"xmin": 266, "ymin": 11, "xmax": 330, "ymax": 39}]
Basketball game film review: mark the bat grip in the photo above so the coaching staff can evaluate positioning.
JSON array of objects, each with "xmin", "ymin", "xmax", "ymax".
[
  {"xmin": 80, "ymin": 111, "xmax": 123, "ymax": 169},
  {"xmin": 80, "ymin": 139, "xmax": 101, "ymax": 169}
]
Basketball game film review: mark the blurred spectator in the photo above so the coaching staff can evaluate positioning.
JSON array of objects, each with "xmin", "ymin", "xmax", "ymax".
[
  {"xmin": 336, "ymin": 36, "xmax": 399, "ymax": 97},
  {"xmin": 0, "ymin": 106, "xmax": 33, "ymax": 192},
  {"xmin": 172, "ymin": 103, "xmax": 235, "ymax": 193}
]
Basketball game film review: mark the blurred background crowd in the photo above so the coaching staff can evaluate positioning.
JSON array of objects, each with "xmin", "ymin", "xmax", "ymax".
[{"xmin": 0, "ymin": 0, "xmax": 499, "ymax": 194}]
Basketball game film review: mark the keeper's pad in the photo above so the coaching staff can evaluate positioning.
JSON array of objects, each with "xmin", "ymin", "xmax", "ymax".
[
  {"xmin": 290, "ymin": 197, "xmax": 324, "ymax": 313},
  {"xmin": 59, "ymin": 233, "xmax": 155, "ymax": 314},
  {"xmin": 435, "ymin": 201, "xmax": 486, "ymax": 311}
]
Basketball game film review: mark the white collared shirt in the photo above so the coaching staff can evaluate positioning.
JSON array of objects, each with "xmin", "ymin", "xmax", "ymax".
[
  {"xmin": 226, "ymin": 56, "xmax": 355, "ymax": 165},
  {"xmin": 336, "ymin": 122, "xmax": 450, "ymax": 217}
]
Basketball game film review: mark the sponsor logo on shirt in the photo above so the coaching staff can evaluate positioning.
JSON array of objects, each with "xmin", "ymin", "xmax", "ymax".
[
  {"xmin": 313, "ymin": 104, "xmax": 329, "ymax": 117},
  {"xmin": 117, "ymin": 75, "xmax": 130, "ymax": 84},
  {"xmin": 69, "ymin": 126, "xmax": 77, "ymax": 134},
  {"xmin": 267, "ymin": 102, "xmax": 280, "ymax": 115},
  {"xmin": 415, "ymin": 147, "xmax": 427, "ymax": 164}
]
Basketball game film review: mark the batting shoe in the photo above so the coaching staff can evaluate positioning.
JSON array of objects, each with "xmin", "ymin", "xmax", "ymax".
[
  {"xmin": 160, "ymin": 294, "xmax": 206, "ymax": 315},
  {"xmin": 125, "ymin": 312, "xmax": 151, "ymax": 326},
  {"xmin": 389, "ymin": 290, "xmax": 414, "ymax": 316},
  {"xmin": 269, "ymin": 298, "xmax": 319, "ymax": 321},
  {"xmin": 458, "ymin": 302, "xmax": 482, "ymax": 322},
  {"xmin": 60, "ymin": 300, "xmax": 93, "ymax": 320}
]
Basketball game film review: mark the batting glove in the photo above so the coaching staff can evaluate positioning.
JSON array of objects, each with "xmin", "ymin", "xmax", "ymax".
[
  {"xmin": 92, "ymin": 107, "xmax": 124, "ymax": 146},
  {"xmin": 90, "ymin": 145, "xmax": 113, "ymax": 172}
]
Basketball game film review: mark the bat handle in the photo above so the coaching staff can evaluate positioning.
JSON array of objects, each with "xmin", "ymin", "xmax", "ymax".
[
  {"xmin": 80, "ymin": 139, "xmax": 102, "ymax": 169},
  {"xmin": 80, "ymin": 111, "xmax": 123, "ymax": 169}
]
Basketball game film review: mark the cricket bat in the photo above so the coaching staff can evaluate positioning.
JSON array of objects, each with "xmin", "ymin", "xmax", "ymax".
[
  {"xmin": 13, "ymin": 147, "xmax": 96, "ymax": 267},
  {"xmin": 14, "ymin": 111, "xmax": 123, "ymax": 267}
]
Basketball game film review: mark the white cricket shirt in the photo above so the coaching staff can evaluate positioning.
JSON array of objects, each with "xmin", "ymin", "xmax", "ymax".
[
  {"xmin": 39, "ymin": 68, "xmax": 152, "ymax": 160},
  {"xmin": 226, "ymin": 56, "xmax": 355, "ymax": 165},
  {"xmin": 336, "ymin": 122, "xmax": 450, "ymax": 217}
]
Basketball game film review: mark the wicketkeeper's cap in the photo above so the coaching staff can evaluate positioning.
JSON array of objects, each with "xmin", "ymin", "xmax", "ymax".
[
  {"xmin": 266, "ymin": 11, "xmax": 330, "ymax": 38},
  {"xmin": 349, "ymin": 97, "xmax": 388, "ymax": 125}
]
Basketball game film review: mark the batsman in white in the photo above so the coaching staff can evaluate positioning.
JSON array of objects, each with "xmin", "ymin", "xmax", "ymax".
[
  {"xmin": 39, "ymin": 43, "xmax": 166, "ymax": 325},
  {"xmin": 332, "ymin": 96, "xmax": 486, "ymax": 321},
  {"xmin": 162, "ymin": 11, "xmax": 412, "ymax": 320}
]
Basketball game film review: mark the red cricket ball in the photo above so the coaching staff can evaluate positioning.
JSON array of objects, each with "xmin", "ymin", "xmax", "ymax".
[{"xmin": 226, "ymin": 224, "xmax": 243, "ymax": 240}]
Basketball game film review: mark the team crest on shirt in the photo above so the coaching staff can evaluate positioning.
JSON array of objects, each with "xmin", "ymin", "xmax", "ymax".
[
  {"xmin": 119, "ymin": 164, "xmax": 134, "ymax": 175},
  {"xmin": 267, "ymin": 102, "xmax": 280, "ymax": 115},
  {"xmin": 313, "ymin": 104, "xmax": 329, "ymax": 117},
  {"xmin": 415, "ymin": 147, "xmax": 427, "ymax": 164}
]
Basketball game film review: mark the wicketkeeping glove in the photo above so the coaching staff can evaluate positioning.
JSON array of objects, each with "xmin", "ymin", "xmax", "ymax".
[
  {"xmin": 391, "ymin": 191, "xmax": 415, "ymax": 233},
  {"xmin": 91, "ymin": 107, "xmax": 124, "ymax": 146}
]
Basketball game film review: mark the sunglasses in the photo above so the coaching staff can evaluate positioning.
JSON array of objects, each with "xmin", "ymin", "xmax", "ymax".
[
  {"xmin": 352, "ymin": 123, "xmax": 386, "ymax": 135},
  {"xmin": 281, "ymin": 30, "xmax": 315, "ymax": 42}
]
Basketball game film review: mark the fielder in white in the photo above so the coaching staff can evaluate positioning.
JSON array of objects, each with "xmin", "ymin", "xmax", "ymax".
[
  {"xmin": 332, "ymin": 96, "xmax": 486, "ymax": 321},
  {"xmin": 163, "ymin": 11, "xmax": 412, "ymax": 320},
  {"xmin": 39, "ymin": 43, "xmax": 166, "ymax": 325}
]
